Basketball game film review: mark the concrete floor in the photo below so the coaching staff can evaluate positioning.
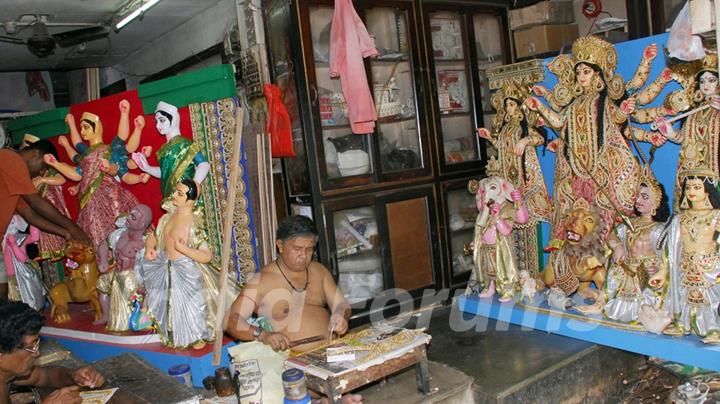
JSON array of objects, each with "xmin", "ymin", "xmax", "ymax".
[
  {"xmin": 394, "ymin": 304, "xmax": 647, "ymax": 403},
  {"xmin": 422, "ymin": 305, "xmax": 592, "ymax": 396}
]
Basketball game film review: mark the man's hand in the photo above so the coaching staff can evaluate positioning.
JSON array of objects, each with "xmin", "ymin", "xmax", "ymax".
[
  {"xmin": 259, "ymin": 330, "xmax": 290, "ymax": 351},
  {"xmin": 67, "ymin": 226, "xmax": 91, "ymax": 245},
  {"xmin": 42, "ymin": 385, "xmax": 81, "ymax": 404},
  {"xmin": 329, "ymin": 313, "xmax": 348, "ymax": 335},
  {"xmin": 71, "ymin": 366, "xmax": 105, "ymax": 389},
  {"xmin": 32, "ymin": 177, "xmax": 45, "ymax": 189}
]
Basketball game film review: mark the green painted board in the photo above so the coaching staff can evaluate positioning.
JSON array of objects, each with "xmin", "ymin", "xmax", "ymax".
[
  {"xmin": 7, "ymin": 107, "xmax": 69, "ymax": 144},
  {"xmin": 138, "ymin": 64, "xmax": 237, "ymax": 114}
]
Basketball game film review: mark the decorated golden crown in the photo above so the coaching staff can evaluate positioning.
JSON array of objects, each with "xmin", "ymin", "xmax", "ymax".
[
  {"xmin": 485, "ymin": 156, "xmax": 501, "ymax": 178},
  {"xmin": 571, "ymin": 36, "xmax": 618, "ymax": 76},
  {"xmin": 679, "ymin": 159, "xmax": 718, "ymax": 183},
  {"xmin": 680, "ymin": 167, "xmax": 718, "ymax": 181},
  {"xmin": 697, "ymin": 52, "xmax": 718, "ymax": 75},
  {"xmin": 639, "ymin": 166, "xmax": 663, "ymax": 210},
  {"xmin": 500, "ymin": 81, "xmax": 530, "ymax": 103}
]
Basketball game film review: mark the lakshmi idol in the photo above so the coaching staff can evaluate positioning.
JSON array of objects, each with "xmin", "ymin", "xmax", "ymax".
[
  {"xmin": 477, "ymin": 81, "xmax": 551, "ymax": 276},
  {"xmin": 45, "ymin": 111, "xmax": 139, "ymax": 253}
]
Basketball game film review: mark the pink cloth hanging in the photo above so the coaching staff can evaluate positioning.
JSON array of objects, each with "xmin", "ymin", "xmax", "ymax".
[{"xmin": 329, "ymin": 0, "xmax": 379, "ymax": 134}]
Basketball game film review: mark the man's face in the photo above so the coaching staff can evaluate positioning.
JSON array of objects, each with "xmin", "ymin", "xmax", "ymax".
[
  {"xmin": 277, "ymin": 235, "xmax": 316, "ymax": 272},
  {"xmin": 25, "ymin": 150, "xmax": 46, "ymax": 176},
  {"xmin": 172, "ymin": 183, "xmax": 190, "ymax": 207},
  {"xmin": 0, "ymin": 334, "xmax": 40, "ymax": 378}
]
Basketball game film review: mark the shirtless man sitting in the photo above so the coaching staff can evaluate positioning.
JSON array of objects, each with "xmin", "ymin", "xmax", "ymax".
[{"xmin": 225, "ymin": 215, "xmax": 362, "ymax": 404}]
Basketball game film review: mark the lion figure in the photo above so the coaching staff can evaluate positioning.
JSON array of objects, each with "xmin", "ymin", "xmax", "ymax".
[
  {"xmin": 48, "ymin": 241, "xmax": 102, "ymax": 323},
  {"xmin": 540, "ymin": 205, "xmax": 607, "ymax": 303}
]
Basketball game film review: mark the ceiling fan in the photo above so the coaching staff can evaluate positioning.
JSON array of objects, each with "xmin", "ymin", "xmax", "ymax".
[{"xmin": 0, "ymin": 15, "xmax": 109, "ymax": 58}]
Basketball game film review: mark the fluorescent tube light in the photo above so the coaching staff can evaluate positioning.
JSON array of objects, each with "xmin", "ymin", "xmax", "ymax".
[{"xmin": 115, "ymin": 0, "xmax": 162, "ymax": 30}]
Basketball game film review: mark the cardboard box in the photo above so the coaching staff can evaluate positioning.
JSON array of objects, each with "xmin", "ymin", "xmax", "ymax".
[
  {"xmin": 509, "ymin": 0, "xmax": 575, "ymax": 31},
  {"xmin": 514, "ymin": 24, "xmax": 579, "ymax": 59},
  {"xmin": 690, "ymin": 0, "xmax": 716, "ymax": 34}
]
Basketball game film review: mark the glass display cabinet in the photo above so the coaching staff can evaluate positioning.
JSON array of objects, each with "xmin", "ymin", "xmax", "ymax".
[
  {"xmin": 441, "ymin": 178, "xmax": 478, "ymax": 287},
  {"xmin": 422, "ymin": 4, "xmax": 511, "ymax": 175},
  {"xmin": 304, "ymin": 1, "xmax": 430, "ymax": 190},
  {"xmin": 265, "ymin": 0, "xmax": 511, "ymax": 317}
]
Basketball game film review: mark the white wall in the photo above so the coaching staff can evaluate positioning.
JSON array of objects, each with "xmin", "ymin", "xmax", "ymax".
[{"xmin": 100, "ymin": 0, "xmax": 236, "ymax": 89}]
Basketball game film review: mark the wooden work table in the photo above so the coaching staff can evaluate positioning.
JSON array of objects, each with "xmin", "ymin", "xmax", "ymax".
[{"xmin": 25, "ymin": 340, "xmax": 202, "ymax": 404}]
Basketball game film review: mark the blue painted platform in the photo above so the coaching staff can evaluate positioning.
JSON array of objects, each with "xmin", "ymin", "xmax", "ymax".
[
  {"xmin": 47, "ymin": 336, "xmax": 234, "ymax": 388},
  {"xmin": 39, "ymin": 304, "xmax": 233, "ymax": 387},
  {"xmin": 457, "ymin": 294, "xmax": 720, "ymax": 372}
]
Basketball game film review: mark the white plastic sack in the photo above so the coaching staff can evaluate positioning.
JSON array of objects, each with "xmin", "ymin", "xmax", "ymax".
[
  {"xmin": 667, "ymin": 1, "xmax": 706, "ymax": 61},
  {"xmin": 229, "ymin": 341, "xmax": 287, "ymax": 404}
]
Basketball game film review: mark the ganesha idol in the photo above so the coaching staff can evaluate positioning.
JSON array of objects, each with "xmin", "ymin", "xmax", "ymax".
[{"xmin": 466, "ymin": 169, "xmax": 529, "ymax": 302}]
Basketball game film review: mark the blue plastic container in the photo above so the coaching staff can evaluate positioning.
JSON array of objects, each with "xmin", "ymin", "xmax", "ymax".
[
  {"xmin": 168, "ymin": 364, "xmax": 193, "ymax": 387},
  {"xmin": 282, "ymin": 368, "xmax": 310, "ymax": 403}
]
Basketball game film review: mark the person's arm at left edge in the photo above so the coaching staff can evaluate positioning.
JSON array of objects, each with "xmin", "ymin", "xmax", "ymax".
[
  {"xmin": 13, "ymin": 365, "xmax": 104, "ymax": 389},
  {"xmin": 19, "ymin": 194, "xmax": 90, "ymax": 244},
  {"xmin": 321, "ymin": 263, "xmax": 351, "ymax": 336}
]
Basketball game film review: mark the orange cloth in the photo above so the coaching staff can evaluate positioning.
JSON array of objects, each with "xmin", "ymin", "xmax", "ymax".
[{"xmin": 0, "ymin": 149, "xmax": 37, "ymax": 241}]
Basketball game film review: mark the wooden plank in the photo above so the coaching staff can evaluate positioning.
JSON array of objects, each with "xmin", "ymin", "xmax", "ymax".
[
  {"xmin": 213, "ymin": 107, "xmax": 244, "ymax": 364},
  {"xmin": 386, "ymin": 198, "xmax": 433, "ymax": 290}
]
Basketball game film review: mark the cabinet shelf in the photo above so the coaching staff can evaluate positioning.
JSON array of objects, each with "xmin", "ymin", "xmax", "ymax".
[
  {"xmin": 377, "ymin": 115, "xmax": 416, "ymax": 124},
  {"xmin": 373, "ymin": 57, "xmax": 409, "ymax": 63},
  {"xmin": 322, "ymin": 123, "xmax": 351, "ymax": 130},
  {"xmin": 440, "ymin": 111, "xmax": 470, "ymax": 117},
  {"xmin": 435, "ymin": 58, "xmax": 466, "ymax": 63}
]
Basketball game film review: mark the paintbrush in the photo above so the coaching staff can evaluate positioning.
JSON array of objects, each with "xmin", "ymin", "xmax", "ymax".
[{"xmin": 289, "ymin": 335, "xmax": 324, "ymax": 348}]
